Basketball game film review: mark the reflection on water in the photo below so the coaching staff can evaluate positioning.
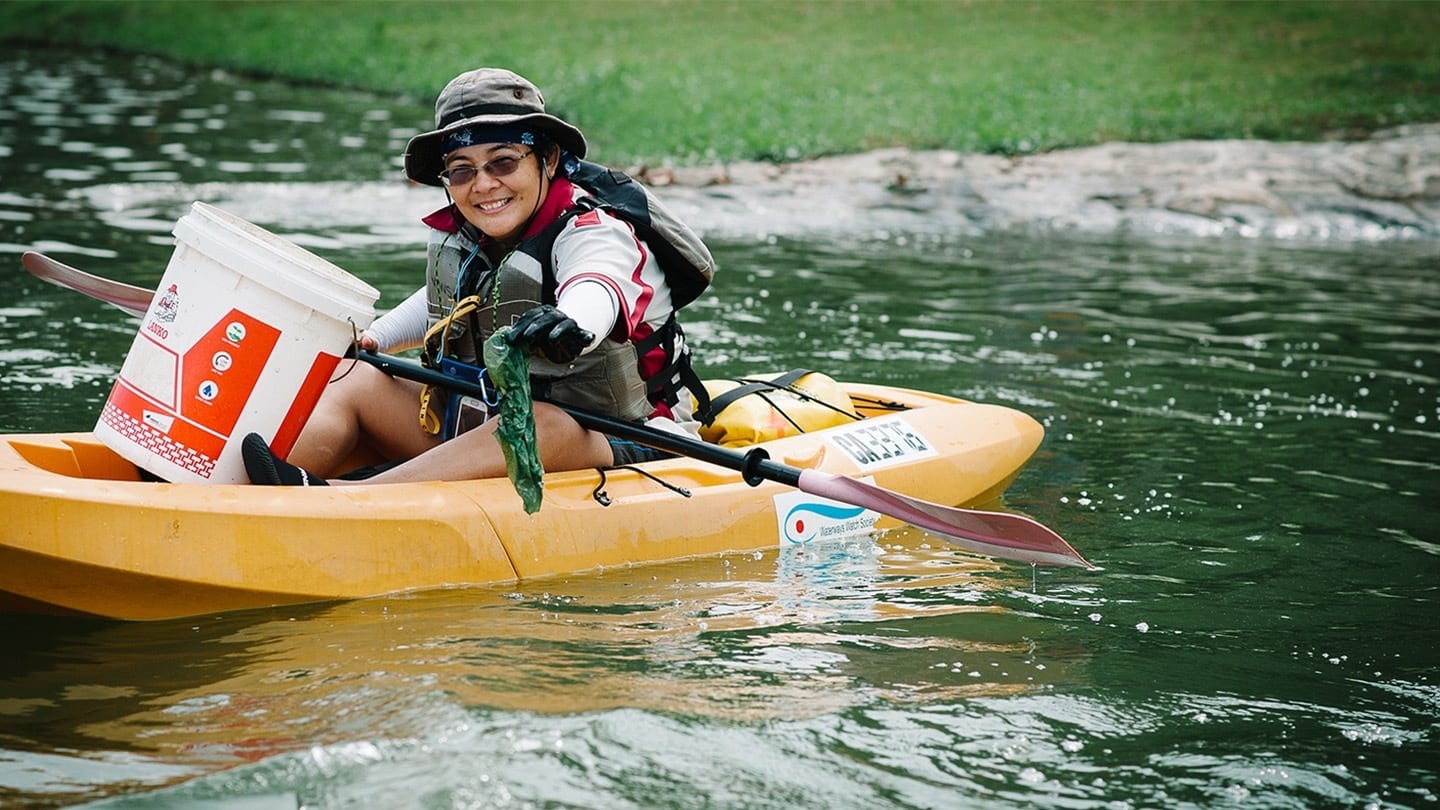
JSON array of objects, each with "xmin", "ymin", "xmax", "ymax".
[
  {"xmin": 2, "ymin": 540, "xmax": 1071, "ymax": 806},
  {"xmin": 1, "ymin": 47, "xmax": 1438, "ymax": 810}
]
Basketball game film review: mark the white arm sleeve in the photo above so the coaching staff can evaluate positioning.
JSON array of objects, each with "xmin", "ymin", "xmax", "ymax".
[
  {"xmin": 556, "ymin": 279, "xmax": 620, "ymax": 354},
  {"xmin": 364, "ymin": 287, "xmax": 429, "ymax": 352},
  {"xmin": 551, "ymin": 207, "xmax": 674, "ymax": 350}
]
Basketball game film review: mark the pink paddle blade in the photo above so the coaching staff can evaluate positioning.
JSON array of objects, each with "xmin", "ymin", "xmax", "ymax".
[
  {"xmin": 22, "ymin": 251, "xmax": 153, "ymax": 318},
  {"xmin": 798, "ymin": 469, "xmax": 1093, "ymax": 568}
]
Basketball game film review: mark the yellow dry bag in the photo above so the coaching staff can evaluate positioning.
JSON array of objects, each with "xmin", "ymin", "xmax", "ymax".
[{"xmin": 697, "ymin": 369, "xmax": 859, "ymax": 448}]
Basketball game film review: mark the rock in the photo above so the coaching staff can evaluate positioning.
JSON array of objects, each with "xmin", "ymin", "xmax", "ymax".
[
  {"xmin": 656, "ymin": 124, "xmax": 1440, "ymax": 242},
  {"xmin": 79, "ymin": 126, "xmax": 1440, "ymax": 246}
]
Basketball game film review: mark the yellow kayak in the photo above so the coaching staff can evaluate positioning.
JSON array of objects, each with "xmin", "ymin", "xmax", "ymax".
[{"xmin": 0, "ymin": 384, "xmax": 1046, "ymax": 621}]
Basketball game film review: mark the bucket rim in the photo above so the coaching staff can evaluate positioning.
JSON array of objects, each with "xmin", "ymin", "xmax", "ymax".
[{"xmin": 174, "ymin": 202, "xmax": 380, "ymax": 318}]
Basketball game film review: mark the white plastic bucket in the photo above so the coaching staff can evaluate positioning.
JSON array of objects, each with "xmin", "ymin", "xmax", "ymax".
[{"xmin": 95, "ymin": 201, "xmax": 379, "ymax": 484}]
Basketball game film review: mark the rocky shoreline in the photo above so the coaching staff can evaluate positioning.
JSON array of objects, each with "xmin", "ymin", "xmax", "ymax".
[
  {"xmin": 81, "ymin": 125, "xmax": 1440, "ymax": 248},
  {"xmin": 642, "ymin": 124, "xmax": 1440, "ymax": 243}
]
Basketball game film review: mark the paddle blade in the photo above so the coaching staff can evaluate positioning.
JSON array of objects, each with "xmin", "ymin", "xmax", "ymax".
[
  {"xmin": 797, "ymin": 469, "xmax": 1093, "ymax": 569},
  {"xmin": 22, "ymin": 251, "xmax": 153, "ymax": 318}
]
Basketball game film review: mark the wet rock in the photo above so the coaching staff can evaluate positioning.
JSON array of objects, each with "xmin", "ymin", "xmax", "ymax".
[
  {"xmin": 79, "ymin": 126, "xmax": 1440, "ymax": 246},
  {"xmin": 661, "ymin": 124, "xmax": 1440, "ymax": 242}
]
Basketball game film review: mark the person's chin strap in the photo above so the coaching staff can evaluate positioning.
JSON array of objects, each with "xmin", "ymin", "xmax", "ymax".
[{"xmin": 511, "ymin": 148, "xmax": 558, "ymax": 249}]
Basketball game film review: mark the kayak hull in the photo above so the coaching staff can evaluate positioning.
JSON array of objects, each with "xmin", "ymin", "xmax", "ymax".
[{"xmin": 0, "ymin": 385, "xmax": 1045, "ymax": 620}]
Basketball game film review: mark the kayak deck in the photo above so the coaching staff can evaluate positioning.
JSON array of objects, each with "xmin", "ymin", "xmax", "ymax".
[{"xmin": 0, "ymin": 384, "xmax": 1045, "ymax": 620}]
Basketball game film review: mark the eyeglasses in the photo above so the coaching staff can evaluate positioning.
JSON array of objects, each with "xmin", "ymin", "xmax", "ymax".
[{"xmin": 438, "ymin": 149, "xmax": 535, "ymax": 187}]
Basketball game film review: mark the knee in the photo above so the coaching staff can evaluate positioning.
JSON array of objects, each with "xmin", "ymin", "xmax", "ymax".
[
  {"xmin": 531, "ymin": 402, "xmax": 606, "ymax": 449},
  {"xmin": 530, "ymin": 402, "xmax": 612, "ymax": 468},
  {"xmin": 319, "ymin": 362, "xmax": 389, "ymax": 408},
  {"xmin": 531, "ymin": 402, "xmax": 580, "ymax": 435}
]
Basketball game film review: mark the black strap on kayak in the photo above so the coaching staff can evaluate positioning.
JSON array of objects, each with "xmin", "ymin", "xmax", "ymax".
[
  {"xmin": 705, "ymin": 369, "xmax": 866, "ymax": 433},
  {"xmin": 848, "ymin": 393, "xmax": 910, "ymax": 413},
  {"xmin": 590, "ymin": 464, "xmax": 693, "ymax": 506},
  {"xmin": 705, "ymin": 369, "xmax": 813, "ymax": 419}
]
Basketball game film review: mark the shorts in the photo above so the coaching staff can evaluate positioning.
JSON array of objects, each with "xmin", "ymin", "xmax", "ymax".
[{"xmin": 606, "ymin": 437, "xmax": 673, "ymax": 467}]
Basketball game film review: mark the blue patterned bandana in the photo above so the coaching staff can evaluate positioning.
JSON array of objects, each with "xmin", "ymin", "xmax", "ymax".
[{"xmin": 442, "ymin": 126, "xmax": 534, "ymax": 154}]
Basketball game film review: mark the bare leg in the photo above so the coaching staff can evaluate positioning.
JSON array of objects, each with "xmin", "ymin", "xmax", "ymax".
[
  {"xmin": 281, "ymin": 362, "xmax": 613, "ymax": 484},
  {"xmin": 288, "ymin": 362, "xmax": 440, "ymax": 476},
  {"xmin": 335, "ymin": 401, "xmax": 614, "ymax": 485}
]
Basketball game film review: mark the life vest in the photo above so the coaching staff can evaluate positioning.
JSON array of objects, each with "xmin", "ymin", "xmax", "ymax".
[{"xmin": 420, "ymin": 177, "xmax": 709, "ymax": 429}]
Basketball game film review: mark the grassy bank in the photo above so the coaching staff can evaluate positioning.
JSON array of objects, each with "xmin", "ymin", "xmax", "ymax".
[{"xmin": 2, "ymin": 1, "xmax": 1437, "ymax": 166}]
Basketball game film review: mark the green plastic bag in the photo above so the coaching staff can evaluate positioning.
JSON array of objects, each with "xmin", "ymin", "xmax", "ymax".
[{"xmin": 483, "ymin": 328, "xmax": 544, "ymax": 514}]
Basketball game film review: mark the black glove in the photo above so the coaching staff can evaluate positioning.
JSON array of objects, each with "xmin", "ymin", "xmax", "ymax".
[{"xmin": 507, "ymin": 305, "xmax": 594, "ymax": 364}]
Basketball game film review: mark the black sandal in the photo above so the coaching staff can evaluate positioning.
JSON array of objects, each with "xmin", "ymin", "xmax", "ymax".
[{"xmin": 241, "ymin": 433, "xmax": 328, "ymax": 486}]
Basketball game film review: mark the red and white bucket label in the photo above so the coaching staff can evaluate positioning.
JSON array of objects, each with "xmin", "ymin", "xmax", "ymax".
[
  {"xmin": 103, "ymin": 307, "xmax": 279, "ymax": 479},
  {"xmin": 100, "ymin": 302, "xmax": 339, "ymax": 481}
]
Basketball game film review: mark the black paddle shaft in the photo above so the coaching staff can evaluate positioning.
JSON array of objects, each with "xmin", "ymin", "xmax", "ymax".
[{"xmin": 357, "ymin": 351, "xmax": 797, "ymax": 488}]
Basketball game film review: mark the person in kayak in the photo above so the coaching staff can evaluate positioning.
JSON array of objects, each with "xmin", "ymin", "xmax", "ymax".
[{"xmin": 242, "ymin": 67, "xmax": 708, "ymax": 486}]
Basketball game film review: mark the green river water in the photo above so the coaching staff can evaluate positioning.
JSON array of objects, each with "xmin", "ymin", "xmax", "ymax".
[{"xmin": 1, "ymin": 51, "xmax": 1437, "ymax": 809}]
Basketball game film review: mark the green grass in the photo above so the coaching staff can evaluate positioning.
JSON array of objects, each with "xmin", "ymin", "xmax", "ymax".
[{"xmin": 2, "ymin": 0, "xmax": 1437, "ymax": 166}]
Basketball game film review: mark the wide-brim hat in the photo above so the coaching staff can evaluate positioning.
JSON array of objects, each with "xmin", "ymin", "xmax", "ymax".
[{"xmin": 404, "ymin": 67, "xmax": 587, "ymax": 187}]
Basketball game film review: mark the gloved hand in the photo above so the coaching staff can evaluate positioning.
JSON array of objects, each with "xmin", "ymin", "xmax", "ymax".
[{"xmin": 507, "ymin": 305, "xmax": 594, "ymax": 364}]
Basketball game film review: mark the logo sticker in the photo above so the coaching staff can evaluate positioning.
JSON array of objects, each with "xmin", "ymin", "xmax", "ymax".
[
  {"xmin": 774, "ymin": 489, "xmax": 880, "ymax": 546},
  {"xmin": 827, "ymin": 414, "xmax": 937, "ymax": 471},
  {"xmin": 142, "ymin": 410, "xmax": 175, "ymax": 433},
  {"xmin": 154, "ymin": 284, "xmax": 180, "ymax": 323}
]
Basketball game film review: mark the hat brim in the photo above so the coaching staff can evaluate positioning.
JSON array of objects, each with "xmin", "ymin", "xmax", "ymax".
[{"xmin": 404, "ymin": 112, "xmax": 587, "ymax": 186}]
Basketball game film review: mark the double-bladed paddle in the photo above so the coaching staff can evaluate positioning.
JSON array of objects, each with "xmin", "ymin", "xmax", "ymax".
[{"xmin": 20, "ymin": 250, "xmax": 1093, "ymax": 569}]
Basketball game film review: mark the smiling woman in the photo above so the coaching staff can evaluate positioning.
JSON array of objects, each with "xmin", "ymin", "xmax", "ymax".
[
  {"xmin": 237, "ymin": 66, "xmax": 715, "ymax": 488},
  {"xmin": 440, "ymin": 145, "xmax": 548, "ymax": 244}
]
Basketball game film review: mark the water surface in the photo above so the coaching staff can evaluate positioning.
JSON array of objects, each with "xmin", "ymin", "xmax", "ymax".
[{"xmin": 1, "ymin": 49, "xmax": 1437, "ymax": 810}]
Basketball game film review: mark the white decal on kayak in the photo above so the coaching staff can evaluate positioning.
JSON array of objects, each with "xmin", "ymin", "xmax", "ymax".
[
  {"xmin": 773, "ymin": 489, "xmax": 880, "ymax": 546},
  {"xmin": 826, "ymin": 414, "xmax": 937, "ymax": 471}
]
